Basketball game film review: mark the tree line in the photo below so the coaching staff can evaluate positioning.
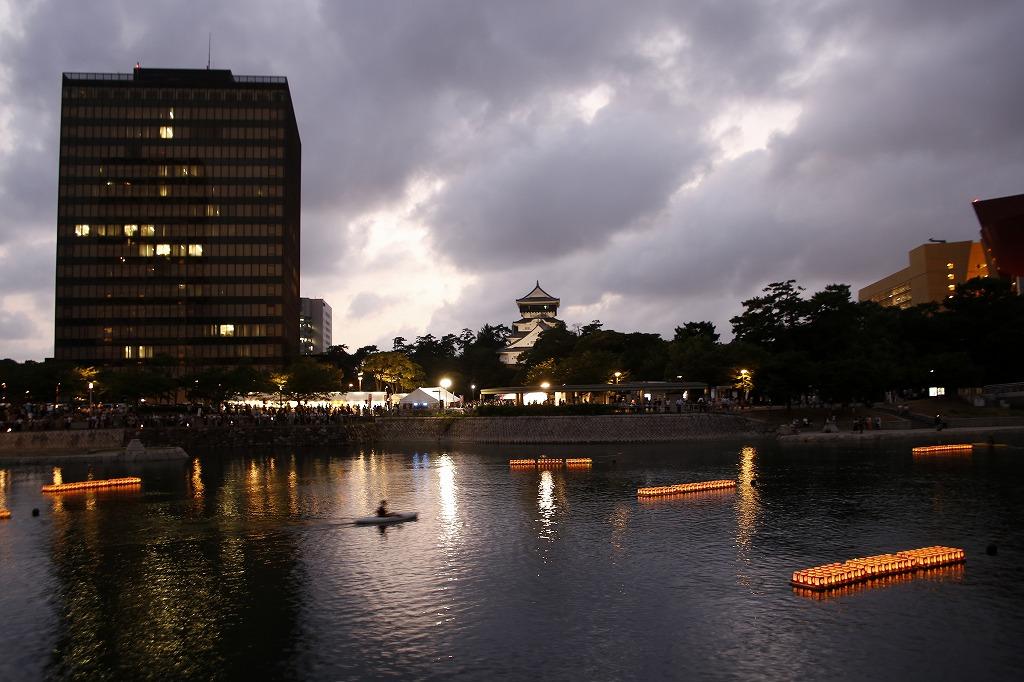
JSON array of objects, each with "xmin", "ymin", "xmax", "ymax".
[{"xmin": 2, "ymin": 277, "xmax": 1021, "ymax": 407}]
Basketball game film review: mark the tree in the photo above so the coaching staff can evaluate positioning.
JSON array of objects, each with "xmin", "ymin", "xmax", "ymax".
[
  {"xmin": 730, "ymin": 280, "xmax": 805, "ymax": 349},
  {"xmin": 525, "ymin": 358, "xmax": 560, "ymax": 385},
  {"xmin": 100, "ymin": 366, "xmax": 177, "ymax": 404},
  {"xmin": 673, "ymin": 321, "xmax": 720, "ymax": 344},
  {"xmin": 285, "ymin": 358, "xmax": 343, "ymax": 401},
  {"xmin": 361, "ymin": 352, "xmax": 425, "ymax": 391}
]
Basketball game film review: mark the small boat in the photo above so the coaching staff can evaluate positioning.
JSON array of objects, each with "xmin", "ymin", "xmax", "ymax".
[{"xmin": 354, "ymin": 512, "xmax": 419, "ymax": 526}]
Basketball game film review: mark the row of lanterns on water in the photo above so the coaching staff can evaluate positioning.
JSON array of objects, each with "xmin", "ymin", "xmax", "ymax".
[
  {"xmin": 912, "ymin": 443, "xmax": 973, "ymax": 455},
  {"xmin": 790, "ymin": 546, "xmax": 966, "ymax": 591},
  {"xmin": 40, "ymin": 476, "xmax": 143, "ymax": 493},
  {"xmin": 636, "ymin": 479, "xmax": 737, "ymax": 497},
  {"xmin": 509, "ymin": 458, "xmax": 593, "ymax": 468}
]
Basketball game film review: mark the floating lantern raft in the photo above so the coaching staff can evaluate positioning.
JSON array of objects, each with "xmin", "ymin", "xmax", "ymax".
[
  {"xmin": 791, "ymin": 546, "xmax": 965, "ymax": 591},
  {"xmin": 912, "ymin": 444, "xmax": 972, "ymax": 455},
  {"xmin": 637, "ymin": 479, "xmax": 737, "ymax": 498},
  {"xmin": 41, "ymin": 477, "xmax": 142, "ymax": 494},
  {"xmin": 509, "ymin": 458, "xmax": 592, "ymax": 467},
  {"xmin": 793, "ymin": 564, "xmax": 965, "ymax": 600},
  {"xmin": 0, "ymin": 509, "xmax": 10, "ymax": 520}
]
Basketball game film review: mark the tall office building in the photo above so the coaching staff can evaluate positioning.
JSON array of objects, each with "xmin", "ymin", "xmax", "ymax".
[
  {"xmin": 54, "ymin": 67, "xmax": 301, "ymax": 370},
  {"xmin": 299, "ymin": 297, "xmax": 332, "ymax": 355}
]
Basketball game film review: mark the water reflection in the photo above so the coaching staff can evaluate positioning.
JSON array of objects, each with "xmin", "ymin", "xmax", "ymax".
[
  {"xmin": 437, "ymin": 453, "xmax": 459, "ymax": 546},
  {"xmin": 1, "ymin": 441, "xmax": 1021, "ymax": 681},
  {"xmin": 538, "ymin": 469, "xmax": 555, "ymax": 539},
  {"xmin": 736, "ymin": 446, "xmax": 760, "ymax": 589},
  {"xmin": 191, "ymin": 458, "xmax": 205, "ymax": 500},
  {"xmin": 609, "ymin": 503, "xmax": 630, "ymax": 553}
]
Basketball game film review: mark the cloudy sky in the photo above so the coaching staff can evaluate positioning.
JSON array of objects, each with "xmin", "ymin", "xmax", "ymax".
[{"xmin": 1, "ymin": 0, "xmax": 1022, "ymax": 361}]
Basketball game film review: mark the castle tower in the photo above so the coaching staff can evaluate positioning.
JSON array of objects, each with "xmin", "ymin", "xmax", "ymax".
[{"xmin": 498, "ymin": 281, "xmax": 561, "ymax": 365}]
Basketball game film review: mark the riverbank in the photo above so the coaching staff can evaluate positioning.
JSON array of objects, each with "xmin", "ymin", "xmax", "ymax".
[
  {"xmin": 1, "ymin": 414, "xmax": 764, "ymax": 455},
  {"xmin": 778, "ymin": 424, "xmax": 1024, "ymax": 445},
  {"xmin": 0, "ymin": 435, "xmax": 188, "ymax": 465}
]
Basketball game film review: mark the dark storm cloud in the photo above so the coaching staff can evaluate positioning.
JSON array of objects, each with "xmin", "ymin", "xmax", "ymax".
[
  {"xmin": 346, "ymin": 291, "xmax": 395, "ymax": 318},
  {"xmin": 0, "ymin": 238, "xmax": 54, "ymax": 295},
  {"xmin": 1, "ymin": 0, "xmax": 1021, "ymax": 359},
  {"xmin": 426, "ymin": 107, "xmax": 707, "ymax": 264},
  {"xmin": 0, "ymin": 309, "xmax": 35, "ymax": 344}
]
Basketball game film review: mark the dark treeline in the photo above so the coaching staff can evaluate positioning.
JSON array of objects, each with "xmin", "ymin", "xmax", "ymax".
[{"xmin": 2, "ymin": 278, "xmax": 1021, "ymax": 407}]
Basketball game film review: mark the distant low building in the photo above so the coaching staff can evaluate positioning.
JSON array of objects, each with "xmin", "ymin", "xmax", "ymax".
[
  {"xmin": 299, "ymin": 298, "xmax": 332, "ymax": 355},
  {"xmin": 498, "ymin": 282, "xmax": 562, "ymax": 365},
  {"xmin": 858, "ymin": 241, "xmax": 989, "ymax": 308}
]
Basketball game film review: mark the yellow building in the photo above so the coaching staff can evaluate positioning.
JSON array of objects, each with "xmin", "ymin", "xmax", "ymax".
[{"xmin": 858, "ymin": 241, "xmax": 989, "ymax": 308}]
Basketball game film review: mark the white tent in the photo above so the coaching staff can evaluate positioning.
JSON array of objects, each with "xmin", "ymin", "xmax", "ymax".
[{"xmin": 398, "ymin": 386, "xmax": 461, "ymax": 410}]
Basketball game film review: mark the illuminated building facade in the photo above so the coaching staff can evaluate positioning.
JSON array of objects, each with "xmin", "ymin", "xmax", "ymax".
[
  {"xmin": 857, "ymin": 241, "xmax": 988, "ymax": 308},
  {"xmin": 54, "ymin": 67, "xmax": 301, "ymax": 369},
  {"xmin": 498, "ymin": 282, "xmax": 561, "ymax": 365},
  {"xmin": 972, "ymin": 193, "xmax": 1024, "ymax": 295},
  {"xmin": 299, "ymin": 297, "xmax": 332, "ymax": 355}
]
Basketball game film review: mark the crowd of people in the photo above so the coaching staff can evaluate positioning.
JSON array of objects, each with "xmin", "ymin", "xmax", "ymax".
[{"xmin": 3, "ymin": 393, "xmax": 750, "ymax": 433}]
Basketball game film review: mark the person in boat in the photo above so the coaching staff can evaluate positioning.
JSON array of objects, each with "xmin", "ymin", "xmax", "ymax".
[{"xmin": 375, "ymin": 500, "xmax": 400, "ymax": 518}]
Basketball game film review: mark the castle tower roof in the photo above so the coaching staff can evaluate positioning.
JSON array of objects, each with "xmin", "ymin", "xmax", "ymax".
[{"xmin": 516, "ymin": 280, "xmax": 559, "ymax": 304}]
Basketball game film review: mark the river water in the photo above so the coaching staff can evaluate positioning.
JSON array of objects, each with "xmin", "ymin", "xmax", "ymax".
[{"xmin": 1, "ymin": 438, "xmax": 1023, "ymax": 680}]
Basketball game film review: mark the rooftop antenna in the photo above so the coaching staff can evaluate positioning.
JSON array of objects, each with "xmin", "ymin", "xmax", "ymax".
[{"xmin": 207, "ymin": 33, "xmax": 212, "ymax": 69}]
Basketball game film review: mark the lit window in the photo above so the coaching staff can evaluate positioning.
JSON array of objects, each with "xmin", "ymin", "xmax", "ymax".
[
  {"xmin": 140, "ymin": 224, "xmax": 155, "ymax": 236},
  {"xmin": 74, "ymin": 224, "xmax": 90, "ymax": 237},
  {"xmin": 156, "ymin": 244, "xmax": 171, "ymax": 256},
  {"xmin": 159, "ymin": 185, "xmax": 169, "ymax": 197},
  {"xmin": 139, "ymin": 244, "xmax": 154, "ymax": 257},
  {"xmin": 946, "ymin": 262, "xmax": 954, "ymax": 269},
  {"xmin": 125, "ymin": 345, "xmax": 153, "ymax": 359},
  {"xmin": 947, "ymin": 284, "xmax": 955, "ymax": 291},
  {"xmin": 187, "ymin": 244, "xmax": 203, "ymax": 257},
  {"xmin": 946, "ymin": 273, "xmax": 954, "ymax": 280},
  {"xmin": 168, "ymin": 108, "xmax": 174, "ymax": 120},
  {"xmin": 159, "ymin": 126, "xmax": 174, "ymax": 139},
  {"xmin": 124, "ymin": 224, "xmax": 138, "ymax": 236},
  {"xmin": 158, "ymin": 165, "xmax": 170, "ymax": 177},
  {"xmin": 219, "ymin": 324, "xmax": 235, "ymax": 337},
  {"xmin": 205, "ymin": 204, "xmax": 220, "ymax": 217}
]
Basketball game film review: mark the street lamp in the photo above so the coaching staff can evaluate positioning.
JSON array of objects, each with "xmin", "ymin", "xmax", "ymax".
[
  {"xmin": 613, "ymin": 371, "xmax": 621, "ymax": 384},
  {"xmin": 357, "ymin": 370, "xmax": 364, "ymax": 391},
  {"xmin": 470, "ymin": 384, "xmax": 476, "ymax": 401},
  {"xmin": 88, "ymin": 381, "xmax": 94, "ymax": 410},
  {"xmin": 439, "ymin": 377, "xmax": 452, "ymax": 410}
]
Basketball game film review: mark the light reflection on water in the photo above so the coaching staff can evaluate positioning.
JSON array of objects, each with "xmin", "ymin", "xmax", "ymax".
[{"xmin": 0, "ymin": 440, "xmax": 1023, "ymax": 680}]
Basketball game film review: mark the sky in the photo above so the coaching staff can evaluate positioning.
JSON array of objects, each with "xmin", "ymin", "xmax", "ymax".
[{"xmin": 1, "ymin": 0, "xmax": 1022, "ymax": 361}]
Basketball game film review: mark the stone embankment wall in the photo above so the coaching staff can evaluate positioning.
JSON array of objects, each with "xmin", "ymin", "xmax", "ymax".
[
  {"xmin": 1, "ymin": 415, "xmax": 762, "ymax": 456},
  {"xmin": 134, "ymin": 422, "xmax": 379, "ymax": 451},
  {"xmin": 378, "ymin": 413, "xmax": 761, "ymax": 444},
  {"xmin": 0, "ymin": 428, "xmax": 124, "ymax": 454}
]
